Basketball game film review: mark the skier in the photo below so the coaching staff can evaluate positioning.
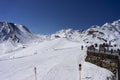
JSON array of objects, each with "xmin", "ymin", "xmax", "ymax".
[
  {"xmin": 79, "ymin": 64, "xmax": 82, "ymax": 80},
  {"xmin": 81, "ymin": 45, "xmax": 83, "ymax": 50},
  {"xmin": 79, "ymin": 64, "xmax": 82, "ymax": 70}
]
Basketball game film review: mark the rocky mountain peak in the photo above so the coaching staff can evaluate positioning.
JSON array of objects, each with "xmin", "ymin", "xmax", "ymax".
[{"xmin": 0, "ymin": 21, "xmax": 35, "ymax": 43}]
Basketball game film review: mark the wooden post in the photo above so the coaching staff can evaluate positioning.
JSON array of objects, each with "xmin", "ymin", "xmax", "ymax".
[
  {"xmin": 79, "ymin": 64, "xmax": 82, "ymax": 80},
  {"xmin": 34, "ymin": 67, "xmax": 37, "ymax": 80}
]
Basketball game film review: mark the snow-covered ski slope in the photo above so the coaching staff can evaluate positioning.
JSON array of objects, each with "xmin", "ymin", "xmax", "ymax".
[{"xmin": 0, "ymin": 38, "xmax": 113, "ymax": 80}]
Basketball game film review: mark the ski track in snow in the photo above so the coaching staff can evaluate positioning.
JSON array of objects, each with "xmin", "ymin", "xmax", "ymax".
[{"xmin": 0, "ymin": 38, "xmax": 113, "ymax": 80}]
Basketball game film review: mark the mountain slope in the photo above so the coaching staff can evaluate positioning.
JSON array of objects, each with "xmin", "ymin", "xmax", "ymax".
[
  {"xmin": 51, "ymin": 19, "xmax": 120, "ymax": 46},
  {"xmin": 0, "ymin": 19, "xmax": 120, "ymax": 80},
  {"xmin": 0, "ymin": 38, "xmax": 114, "ymax": 80},
  {"xmin": 0, "ymin": 22, "xmax": 38, "ymax": 54},
  {"xmin": 1, "ymin": 19, "xmax": 120, "ymax": 54},
  {"xmin": 0, "ymin": 22, "xmax": 35, "ymax": 43}
]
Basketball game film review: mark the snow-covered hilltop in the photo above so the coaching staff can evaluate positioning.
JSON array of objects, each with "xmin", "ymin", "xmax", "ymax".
[
  {"xmin": 51, "ymin": 19, "xmax": 120, "ymax": 46},
  {"xmin": 0, "ymin": 22, "xmax": 38, "ymax": 54},
  {"xmin": 0, "ymin": 22, "xmax": 36, "ymax": 43},
  {"xmin": 0, "ymin": 19, "xmax": 120, "ymax": 80}
]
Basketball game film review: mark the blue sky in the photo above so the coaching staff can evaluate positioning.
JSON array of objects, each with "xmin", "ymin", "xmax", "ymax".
[{"xmin": 0, "ymin": 0, "xmax": 120, "ymax": 34}]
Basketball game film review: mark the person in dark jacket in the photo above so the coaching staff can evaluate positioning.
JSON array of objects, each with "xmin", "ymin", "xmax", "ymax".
[{"xmin": 81, "ymin": 45, "xmax": 83, "ymax": 50}]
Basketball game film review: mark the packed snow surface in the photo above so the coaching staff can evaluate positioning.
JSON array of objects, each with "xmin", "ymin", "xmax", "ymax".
[{"xmin": 0, "ymin": 38, "xmax": 113, "ymax": 80}]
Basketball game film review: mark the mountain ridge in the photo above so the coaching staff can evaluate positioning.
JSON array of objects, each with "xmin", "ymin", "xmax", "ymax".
[
  {"xmin": 1, "ymin": 19, "xmax": 120, "ymax": 44},
  {"xmin": 0, "ymin": 21, "xmax": 36, "ymax": 43},
  {"xmin": 0, "ymin": 19, "xmax": 120, "ymax": 54},
  {"xmin": 51, "ymin": 19, "xmax": 120, "ymax": 46}
]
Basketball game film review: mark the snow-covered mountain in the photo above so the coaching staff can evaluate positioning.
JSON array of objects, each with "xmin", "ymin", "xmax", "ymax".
[
  {"xmin": 51, "ymin": 19, "xmax": 120, "ymax": 46},
  {"xmin": 0, "ymin": 19, "xmax": 120, "ymax": 80},
  {"xmin": 0, "ymin": 22, "xmax": 36, "ymax": 43},
  {"xmin": 1, "ymin": 19, "xmax": 120, "ymax": 47},
  {"xmin": 0, "ymin": 22, "xmax": 37, "ymax": 54}
]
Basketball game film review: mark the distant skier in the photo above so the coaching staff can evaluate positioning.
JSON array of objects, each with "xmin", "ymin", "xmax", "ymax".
[
  {"xmin": 81, "ymin": 45, "xmax": 83, "ymax": 50},
  {"xmin": 79, "ymin": 64, "xmax": 82, "ymax": 80},
  {"xmin": 79, "ymin": 64, "xmax": 82, "ymax": 70}
]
